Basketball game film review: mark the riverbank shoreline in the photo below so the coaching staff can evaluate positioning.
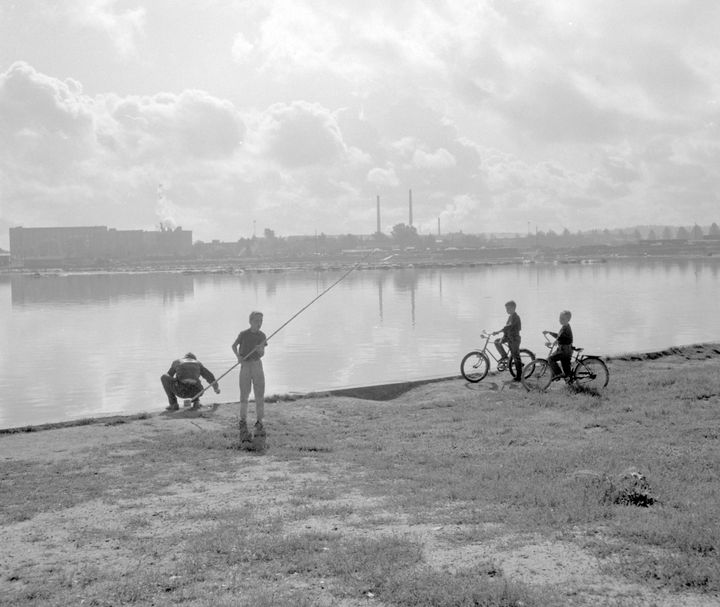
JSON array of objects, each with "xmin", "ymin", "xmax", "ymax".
[
  {"xmin": 3, "ymin": 341, "xmax": 718, "ymax": 435},
  {"xmin": 0, "ymin": 375, "xmax": 460, "ymax": 435}
]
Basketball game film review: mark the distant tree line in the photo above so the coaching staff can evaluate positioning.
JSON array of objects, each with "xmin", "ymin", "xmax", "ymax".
[{"xmin": 193, "ymin": 222, "xmax": 720, "ymax": 259}]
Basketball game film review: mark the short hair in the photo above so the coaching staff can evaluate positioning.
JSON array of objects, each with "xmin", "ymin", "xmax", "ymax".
[
  {"xmin": 184, "ymin": 352, "xmax": 197, "ymax": 360},
  {"xmin": 249, "ymin": 310, "xmax": 263, "ymax": 322},
  {"xmin": 561, "ymin": 310, "xmax": 572, "ymax": 320},
  {"xmin": 505, "ymin": 300, "xmax": 516, "ymax": 309}
]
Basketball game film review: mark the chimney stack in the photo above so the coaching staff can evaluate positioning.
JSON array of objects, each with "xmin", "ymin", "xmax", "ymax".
[
  {"xmin": 409, "ymin": 189, "xmax": 413, "ymax": 226},
  {"xmin": 376, "ymin": 195, "xmax": 381, "ymax": 233}
]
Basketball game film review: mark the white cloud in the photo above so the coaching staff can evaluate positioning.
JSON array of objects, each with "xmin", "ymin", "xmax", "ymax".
[
  {"xmin": 0, "ymin": 62, "xmax": 93, "ymax": 140},
  {"xmin": 231, "ymin": 33, "xmax": 254, "ymax": 63},
  {"xmin": 367, "ymin": 166, "xmax": 399, "ymax": 187},
  {"xmin": 0, "ymin": 62, "xmax": 248, "ymax": 239},
  {"xmin": 105, "ymin": 90, "xmax": 244, "ymax": 160},
  {"xmin": 66, "ymin": 0, "xmax": 146, "ymax": 58},
  {"xmin": 252, "ymin": 100, "xmax": 347, "ymax": 168},
  {"xmin": 412, "ymin": 148, "xmax": 456, "ymax": 170},
  {"xmin": 253, "ymin": 2, "xmax": 342, "ymax": 75}
]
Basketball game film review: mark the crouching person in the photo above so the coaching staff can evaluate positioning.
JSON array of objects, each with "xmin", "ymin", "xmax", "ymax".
[{"xmin": 161, "ymin": 352, "xmax": 220, "ymax": 411}]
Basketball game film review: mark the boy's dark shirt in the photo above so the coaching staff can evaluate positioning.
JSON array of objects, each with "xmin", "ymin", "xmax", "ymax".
[
  {"xmin": 502, "ymin": 312, "xmax": 521, "ymax": 341},
  {"xmin": 549, "ymin": 324, "xmax": 573, "ymax": 346},
  {"xmin": 168, "ymin": 358, "xmax": 216, "ymax": 384},
  {"xmin": 235, "ymin": 329, "xmax": 268, "ymax": 361}
]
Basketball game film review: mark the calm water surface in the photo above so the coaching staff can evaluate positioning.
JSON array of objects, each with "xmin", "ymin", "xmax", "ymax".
[{"xmin": 2, "ymin": 258, "xmax": 719, "ymax": 428}]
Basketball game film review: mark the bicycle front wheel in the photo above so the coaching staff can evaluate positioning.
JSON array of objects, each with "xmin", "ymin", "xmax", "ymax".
[
  {"xmin": 461, "ymin": 351, "xmax": 490, "ymax": 382},
  {"xmin": 509, "ymin": 349, "xmax": 535, "ymax": 379},
  {"xmin": 572, "ymin": 357, "xmax": 609, "ymax": 390},
  {"xmin": 521, "ymin": 358, "xmax": 553, "ymax": 392}
]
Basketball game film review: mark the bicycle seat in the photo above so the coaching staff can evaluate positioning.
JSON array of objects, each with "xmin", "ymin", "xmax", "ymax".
[{"xmin": 573, "ymin": 347, "xmax": 584, "ymax": 353}]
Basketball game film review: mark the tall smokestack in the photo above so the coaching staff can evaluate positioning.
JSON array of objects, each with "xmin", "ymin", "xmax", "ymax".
[
  {"xmin": 409, "ymin": 189, "xmax": 413, "ymax": 226},
  {"xmin": 376, "ymin": 195, "xmax": 381, "ymax": 233}
]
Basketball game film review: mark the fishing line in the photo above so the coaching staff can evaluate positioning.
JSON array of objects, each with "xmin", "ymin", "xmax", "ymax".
[{"xmin": 191, "ymin": 248, "xmax": 378, "ymax": 399}]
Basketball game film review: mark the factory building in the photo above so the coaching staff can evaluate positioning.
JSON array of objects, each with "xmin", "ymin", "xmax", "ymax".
[{"xmin": 8, "ymin": 225, "xmax": 193, "ymax": 267}]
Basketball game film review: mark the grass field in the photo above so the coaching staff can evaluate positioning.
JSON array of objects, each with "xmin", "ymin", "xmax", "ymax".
[{"xmin": 1, "ymin": 344, "xmax": 719, "ymax": 606}]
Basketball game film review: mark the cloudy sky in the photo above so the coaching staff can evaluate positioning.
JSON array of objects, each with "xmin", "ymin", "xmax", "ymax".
[{"xmin": 1, "ymin": 0, "xmax": 719, "ymax": 248}]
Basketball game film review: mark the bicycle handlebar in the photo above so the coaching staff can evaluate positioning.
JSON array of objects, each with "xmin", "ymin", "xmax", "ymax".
[{"xmin": 539, "ymin": 331, "xmax": 583, "ymax": 353}]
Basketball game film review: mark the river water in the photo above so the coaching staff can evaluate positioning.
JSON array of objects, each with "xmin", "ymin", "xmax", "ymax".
[{"xmin": 2, "ymin": 258, "xmax": 719, "ymax": 428}]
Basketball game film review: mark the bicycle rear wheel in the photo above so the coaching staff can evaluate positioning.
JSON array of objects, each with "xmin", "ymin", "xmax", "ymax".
[
  {"xmin": 572, "ymin": 357, "xmax": 609, "ymax": 390},
  {"xmin": 461, "ymin": 351, "xmax": 490, "ymax": 382},
  {"xmin": 509, "ymin": 348, "xmax": 535, "ymax": 379},
  {"xmin": 521, "ymin": 358, "xmax": 553, "ymax": 392}
]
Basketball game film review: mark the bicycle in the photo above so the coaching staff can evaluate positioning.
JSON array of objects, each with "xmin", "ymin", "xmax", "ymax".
[
  {"xmin": 521, "ymin": 331, "xmax": 609, "ymax": 392},
  {"xmin": 460, "ymin": 330, "xmax": 535, "ymax": 382}
]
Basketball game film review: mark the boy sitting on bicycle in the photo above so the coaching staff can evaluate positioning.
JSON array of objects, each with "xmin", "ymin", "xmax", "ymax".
[
  {"xmin": 493, "ymin": 300, "xmax": 522, "ymax": 380},
  {"xmin": 545, "ymin": 310, "xmax": 573, "ymax": 381}
]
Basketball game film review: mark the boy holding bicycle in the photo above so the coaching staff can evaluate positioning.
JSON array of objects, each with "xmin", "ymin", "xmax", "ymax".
[
  {"xmin": 494, "ymin": 300, "xmax": 523, "ymax": 380},
  {"xmin": 545, "ymin": 310, "xmax": 574, "ymax": 380}
]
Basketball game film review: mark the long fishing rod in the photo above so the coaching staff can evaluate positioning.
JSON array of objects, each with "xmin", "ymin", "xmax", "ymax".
[{"xmin": 191, "ymin": 248, "xmax": 378, "ymax": 399}]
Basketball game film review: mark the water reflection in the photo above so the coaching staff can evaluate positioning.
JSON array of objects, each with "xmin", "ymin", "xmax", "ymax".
[
  {"xmin": 377, "ymin": 274, "xmax": 384, "ymax": 320},
  {"xmin": 2, "ymin": 258, "xmax": 720, "ymax": 428},
  {"xmin": 11, "ymin": 272, "xmax": 193, "ymax": 306}
]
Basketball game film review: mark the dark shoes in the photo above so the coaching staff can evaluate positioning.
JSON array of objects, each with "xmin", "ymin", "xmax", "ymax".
[
  {"xmin": 239, "ymin": 419, "xmax": 252, "ymax": 443},
  {"xmin": 165, "ymin": 403, "xmax": 179, "ymax": 411},
  {"xmin": 238, "ymin": 420, "xmax": 266, "ymax": 450},
  {"xmin": 251, "ymin": 422, "xmax": 267, "ymax": 451}
]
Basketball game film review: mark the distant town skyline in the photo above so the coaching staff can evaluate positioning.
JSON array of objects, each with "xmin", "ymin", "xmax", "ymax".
[
  {"xmin": 5, "ymin": 219, "xmax": 720, "ymax": 251},
  {"xmin": 2, "ymin": 2, "xmax": 720, "ymax": 250}
]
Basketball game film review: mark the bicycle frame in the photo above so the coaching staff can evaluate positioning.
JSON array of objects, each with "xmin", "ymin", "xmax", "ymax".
[
  {"xmin": 460, "ymin": 331, "xmax": 535, "ymax": 383},
  {"xmin": 521, "ymin": 332, "xmax": 609, "ymax": 391},
  {"xmin": 475, "ymin": 331, "xmax": 508, "ymax": 369},
  {"xmin": 546, "ymin": 342, "xmax": 595, "ymax": 373}
]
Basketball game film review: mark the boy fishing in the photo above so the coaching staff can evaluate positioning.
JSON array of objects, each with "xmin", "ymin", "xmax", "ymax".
[
  {"xmin": 161, "ymin": 352, "xmax": 220, "ymax": 411},
  {"xmin": 231, "ymin": 311, "xmax": 268, "ymax": 448}
]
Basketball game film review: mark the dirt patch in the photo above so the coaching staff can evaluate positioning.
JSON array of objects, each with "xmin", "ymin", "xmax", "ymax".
[{"xmin": 326, "ymin": 376, "xmax": 457, "ymax": 401}]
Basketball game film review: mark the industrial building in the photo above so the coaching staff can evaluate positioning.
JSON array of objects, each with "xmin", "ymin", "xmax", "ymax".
[{"xmin": 8, "ymin": 225, "xmax": 193, "ymax": 267}]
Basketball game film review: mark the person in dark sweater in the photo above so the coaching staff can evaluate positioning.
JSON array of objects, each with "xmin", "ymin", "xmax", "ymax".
[
  {"xmin": 493, "ymin": 300, "xmax": 523, "ymax": 380},
  {"xmin": 231, "ymin": 311, "xmax": 268, "ymax": 439},
  {"xmin": 161, "ymin": 352, "xmax": 220, "ymax": 411},
  {"xmin": 545, "ymin": 310, "xmax": 574, "ymax": 380}
]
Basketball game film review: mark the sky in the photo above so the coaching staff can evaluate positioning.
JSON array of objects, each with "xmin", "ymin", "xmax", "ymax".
[{"xmin": 1, "ymin": 0, "xmax": 719, "ymax": 248}]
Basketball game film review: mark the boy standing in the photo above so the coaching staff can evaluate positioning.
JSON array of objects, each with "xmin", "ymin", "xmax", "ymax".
[
  {"xmin": 546, "ymin": 310, "xmax": 574, "ymax": 381},
  {"xmin": 494, "ymin": 300, "xmax": 523, "ymax": 380},
  {"xmin": 232, "ymin": 311, "xmax": 268, "ymax": 446}
]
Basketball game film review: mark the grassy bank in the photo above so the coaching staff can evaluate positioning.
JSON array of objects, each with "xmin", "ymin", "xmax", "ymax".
[{"xmin": 1, "ymin": 345, "xmax": 719, "ymax": 606}]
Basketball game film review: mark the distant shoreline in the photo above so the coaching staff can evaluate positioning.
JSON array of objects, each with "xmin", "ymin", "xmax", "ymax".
[{"xmin": 1, "ymin": 250, "xmax": 718, "ymax": 277}]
